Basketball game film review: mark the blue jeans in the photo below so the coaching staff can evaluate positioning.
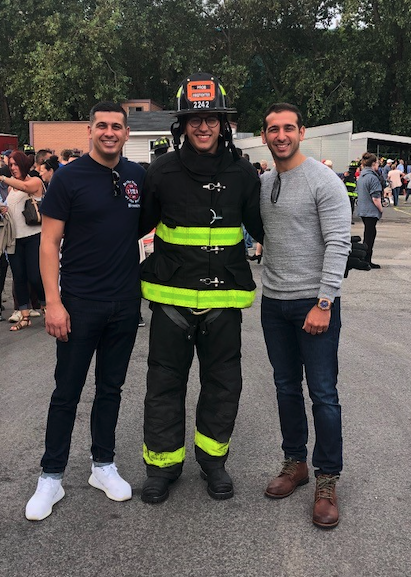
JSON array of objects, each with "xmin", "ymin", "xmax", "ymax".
[
  {"xmin": 392, "ymin": 187, "xmax": 401, "ymax": 206},
  {"xmin": 261, "ymin": 296, "xmax": 342, "ymax": 474},
  {"xmin": 242, "ymin": 225, "xmax": 254, "ymax": 251},
  {"xmin": 41, "ymin": 295, "xmax": 140, "ymax": 473}
]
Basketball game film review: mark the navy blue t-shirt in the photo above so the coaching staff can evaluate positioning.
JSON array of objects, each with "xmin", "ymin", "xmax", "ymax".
[{"xmin": 41, "ymin": 154, "xmax": 145, "ymax": 301}]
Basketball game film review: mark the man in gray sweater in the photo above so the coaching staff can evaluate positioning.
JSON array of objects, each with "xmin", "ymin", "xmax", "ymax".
[{"xmin": 260, "ymin": 103, "xmax": 351, "ymax": 529}]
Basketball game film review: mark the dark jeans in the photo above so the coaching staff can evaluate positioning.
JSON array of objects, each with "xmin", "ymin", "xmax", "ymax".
[
  {"xmin": 391, "ymin": 187, "xmax": 401, "ymax": 206},
  {"xmin": 7, "ymin": 233, "xmax": 45, "ymax": 309},
  {"xmin": 0, "ymin": 253, "xmax": 8, "ymax": 308},
  {"xmin": 41, "ymin": 295, "xmax": 140, "ymax": 473},
  {"xmin": 361, "ymin": 216, "xmax": 378, "ymax": 262},
  {"xmin": 261, "ymin": 296, "xmax": 342, "ymax": 475}
]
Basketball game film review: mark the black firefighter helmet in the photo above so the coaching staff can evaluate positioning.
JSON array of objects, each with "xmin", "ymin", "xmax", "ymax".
[
  {"xmin": 153, "ymin": 136, "xmax": 170, "ymax": 157},
  {"xmin": 174, "ymin": 72, "xmax": 237, "ymax": 116},
  {"xmin": 171, "ymin": 71, "xmax": 238, "ymax": 158}
]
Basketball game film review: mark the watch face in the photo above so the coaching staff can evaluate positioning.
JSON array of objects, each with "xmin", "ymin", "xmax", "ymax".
[{"xmin": 318, "ymin": 299, "xmax": 331, "ymax": 310}]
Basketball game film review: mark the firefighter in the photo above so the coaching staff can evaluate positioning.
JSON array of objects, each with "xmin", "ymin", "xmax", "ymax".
[
  {"xmin": 344, "ymin": 161, "xmax": 358, "ymax": 222},
  {"xmin": 153, "ymin": 136, "xmax": 170, "ymax": 159},
  {"xmin": 139, "ymin": 72, "xmax": 263, "ymax": 504}
]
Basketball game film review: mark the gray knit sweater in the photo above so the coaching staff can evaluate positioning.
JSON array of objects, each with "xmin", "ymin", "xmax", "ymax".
[{"xmin": 260, "ymin": 157, "xmax": 351, "ymax": 301}]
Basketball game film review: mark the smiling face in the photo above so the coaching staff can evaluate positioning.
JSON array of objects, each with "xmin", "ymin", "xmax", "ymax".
[
  {"xmin": 261, "ymin": 110, "xmax": 306, "ymax": 171},
  {"xmin": 184, "ymin": 113, "xmax": 221, "ymax": 155},
  {"xmin": 88, "ymin": 111, "xmax": 129, "ymax": 167}
]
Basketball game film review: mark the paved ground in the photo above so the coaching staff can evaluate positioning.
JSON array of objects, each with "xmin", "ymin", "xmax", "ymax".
[{"xmin": 1, "ymin": 201, "xmax": 411, "ymax": 577}]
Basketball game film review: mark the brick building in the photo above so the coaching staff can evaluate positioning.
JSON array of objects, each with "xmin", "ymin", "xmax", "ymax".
[
  {"xmin": 29, "ymin": 99, "xmax": 164, "ymax": 159},
  {"xmin": 29, "ymin": 121, "xmax": 89, "ymax": 157}
]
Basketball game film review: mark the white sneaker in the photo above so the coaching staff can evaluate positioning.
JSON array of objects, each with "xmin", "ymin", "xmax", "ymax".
[
  {"xmin": 88, "ymin": 463, "xmax": 132, "ymax": 502},
  {"xmin": 25, "ymin": 477, "xmax": 65, "ymax": 521},
  {"xmin": 29, "ymin": 309, "xmax": 41, "ymax": 318},
  {"xmin": 8, "ymin": 310, "xmax": 22, "ymax": 323}
]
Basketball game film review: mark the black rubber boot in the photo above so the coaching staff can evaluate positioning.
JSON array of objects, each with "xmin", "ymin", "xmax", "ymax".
[
  {"xmin": 200, "ymin": 468, "xmax": 234, "ymax": 500},
  {"xmin": 141, "ymin": 477, "xmax": 172, "ymax": 504}
]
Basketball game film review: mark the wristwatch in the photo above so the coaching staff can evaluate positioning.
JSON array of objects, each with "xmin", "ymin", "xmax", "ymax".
[{"xmin": 317, "ymin": 298, "xmax": 332, "ymax": 311}]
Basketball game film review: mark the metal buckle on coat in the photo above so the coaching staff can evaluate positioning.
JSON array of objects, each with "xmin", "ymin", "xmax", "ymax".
[
  {"xmin": 200, "ymin": 277, "xmax": 225, "ymax": 287},
  {"xmin": 201, "ymin": 245, "xmax": 225, "ymax": 253},
  {"xmin": 210, "ymin": 209, "xmax": 223, "ymax": 224},
  {"xmin": 203, "ymin": 182, "xmax": 226, "ymax": 191}
]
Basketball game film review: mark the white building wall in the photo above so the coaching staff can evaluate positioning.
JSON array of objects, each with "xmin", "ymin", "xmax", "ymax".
[
  {"xmin": 124, "ymin": 132, "xmax": 173, "ymax": 163},
  {"xmin": 350, "ymin": 137, "xmax": 369, "ymax": 162},
  {"xmin": 123, "ymin": 137, "xmax": 151, "ymax": 163},
  {"xmin": 314, "ymin": 133, "xmax": 351, "ymax": 172}
]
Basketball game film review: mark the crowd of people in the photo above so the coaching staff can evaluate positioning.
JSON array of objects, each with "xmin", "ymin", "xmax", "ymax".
[
  {"xmin": 0, "ymin": 148, "xmax": 82, "ymax": 324},
  {"xmin": 0, "ymin": 76, "xmax": 379, "ymax": 531}
]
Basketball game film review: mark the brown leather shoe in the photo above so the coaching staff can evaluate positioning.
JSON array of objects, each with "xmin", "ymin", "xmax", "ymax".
[
  {"xmin": 312, "ymin": 474, "xmax": 339, "ymax": 529},
  {"xmin": 265, "ymin": 458, "xmax": 309, "ymax": 499}
]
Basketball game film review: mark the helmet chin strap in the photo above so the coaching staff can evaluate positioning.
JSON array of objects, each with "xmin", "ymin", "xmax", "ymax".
[
  {"xmin": 171, "ymin": 120, "xmax": 184, "ymax": 151},
  {"xmin": 222, "ymin": 116, "xmax": 240, "ymax": 161},
  {"xmin": 171, "ymin": 115, "xmax": 239, "ymax": 161}
]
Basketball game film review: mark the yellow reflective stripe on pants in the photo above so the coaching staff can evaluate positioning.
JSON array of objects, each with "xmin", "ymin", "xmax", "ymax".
[
  {"xmin": 195, "ymin": 429, "xmax": 230, "ymax": 457},
  {"xmin": 141, "ymin": 281, "xmax": 255, "ymax": 309},
  {"xmin": 156, "ymin": 221, "xmax": 244, "ymax": 246},
  {"xmin": 143, "ymin": 443, "xmax": 185, "ymax": 468}
]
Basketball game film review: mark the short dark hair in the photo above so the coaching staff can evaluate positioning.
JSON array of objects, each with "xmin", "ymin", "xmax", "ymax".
[
  {"xmin": 60, "ymin": 149, "xmax": 73, "ymax": 162},
  {"xmin": 35, "ymin": 149, "xmax": 52, "ymax": 165},
  {"xmin": 89, "ymin": 101, "xmax": 127, "ymax": 127},
  {"xmin": 262, "ymin": 103, "xmax": 303, "ymax": 131}
]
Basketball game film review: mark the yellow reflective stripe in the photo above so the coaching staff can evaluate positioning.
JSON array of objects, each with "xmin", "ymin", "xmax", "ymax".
[
  {"xmin": 156, "ymin": 222, "xmax": 243, "ymax": 246},
  {"xmin": 141, "ymin": 281, "xmax": 255, "ymax": 309},
  {"xmin": 195, "ymin": 428, "xmax": 230, "ymax": 457},
  {"xmin": 176, "ymin": 86, "xmax": 183, "ymax": 98},
  {"xmin": 143, "ymin": 443, "xmax": 185, "ymax": 468},
  {"xmin": 220, "ymin": 84, "xmax": 227, "ymax": 96}
]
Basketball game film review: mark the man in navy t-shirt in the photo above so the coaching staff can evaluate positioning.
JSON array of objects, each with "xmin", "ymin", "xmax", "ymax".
[{"xmin": 25, "ymin": 101, "xmax": 145, "ymax": 521}]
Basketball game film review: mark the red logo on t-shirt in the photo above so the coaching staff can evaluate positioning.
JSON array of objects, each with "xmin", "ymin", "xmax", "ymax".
[{"xmin": 124, "ymin": 181, "xmax": 139, "ymax": 203}]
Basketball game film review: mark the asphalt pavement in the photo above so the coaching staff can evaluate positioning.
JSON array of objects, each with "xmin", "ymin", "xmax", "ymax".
[{"xmin": 1, "ymin": 201, "xmax": 411, "ymax": 577}]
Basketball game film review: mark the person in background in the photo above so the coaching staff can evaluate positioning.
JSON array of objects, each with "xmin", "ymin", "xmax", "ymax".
[
  {"xmin": 0, "ymin": 151, "xmax": 11, "ymax": 201},
  {"xmin": 404, "ymin": 172, "xmax": 411, "ymax": 201},
  {"xmin": 382, "ymin": 159, "xmax": 393, "ymax": 181},
  {"xmin": 68, "ymin": 152, "xmax": 81, "ymax": 163},
  {"xmin": 343, "ymin": 161, "xmax": 358, "ymax": 223},
  {"xmin": 31, "ymin": 149, "xmax": 53, "ymax": 178},
  {"xmin": 0, "ymin": 150, "xmax": 46, "ymax": 331},
  {"xmin": 259, "ymin": 102, "xmax": 351, "ymax": 529},
  {"xmin": 356, "ymin": 152, "xmax": 383, "ymax": 268},
  {"xmin": 387, "ymin": 162, "xmax": 404, "ymax": 206},
  {"xmin": 39, "ymin": 155, "xmax": 60, "ymax": 188},
  {"xmin": 59, "ymin": 149, "xmax": 73, "ymax": 166},
  {"xmin": 260, "ymin": 159, "xmax": 269, "ymax": 173},
  {"xmin": 152, "ymin": 137, "xmax": 170, "ymax": 160}
]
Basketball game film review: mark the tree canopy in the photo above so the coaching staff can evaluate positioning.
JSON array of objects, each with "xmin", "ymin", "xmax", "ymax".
[{"xmin": 1, "ymin": 0, "xmax": 410, "ymax": 142}]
